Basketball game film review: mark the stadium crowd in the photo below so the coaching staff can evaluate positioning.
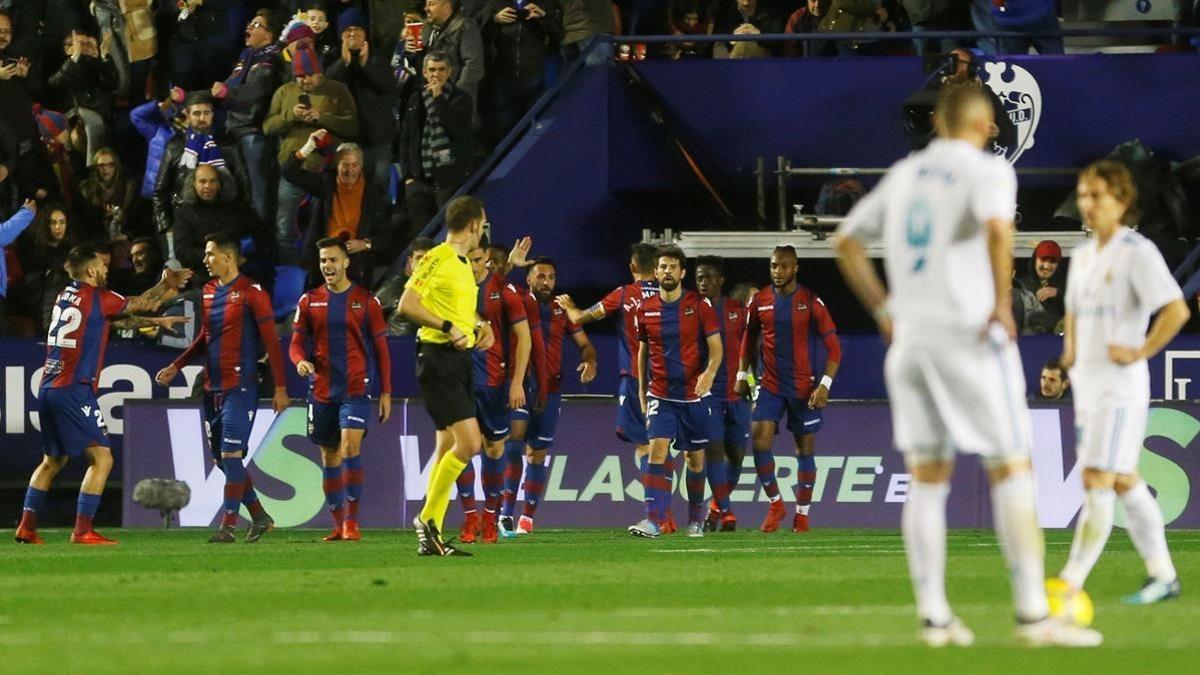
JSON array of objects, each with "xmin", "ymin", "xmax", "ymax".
[{"xmin": 0, "ymin": 1, "xmax": 1192, "ymax": 339}]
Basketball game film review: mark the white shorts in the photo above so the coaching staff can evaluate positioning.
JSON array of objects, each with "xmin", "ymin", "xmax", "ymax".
[
  {"xmin": 884, "ymin": 327, "xmax": 1032, "ymax": 463},
  {"xmin": 1071, "ymin": 365, "xmax": 1150, "ymax": 475}
]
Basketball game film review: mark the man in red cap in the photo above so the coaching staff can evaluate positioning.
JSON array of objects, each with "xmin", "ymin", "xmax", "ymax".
[
  {"xmin": 263, "ymin": 46, "xmax": 358, "ymax": 271},
  {"xmin": 1018, "ymin": 238, "xmax": 1066, "ymax": 334}
]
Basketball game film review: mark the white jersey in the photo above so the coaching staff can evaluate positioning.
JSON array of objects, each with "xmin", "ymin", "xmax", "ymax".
[
  {"xmin": 1065, "ymin": 228, "xmax": 1182, "ymax": 374},
  {"xmin": 840, "ymin": 138, "xmax": 1017, "ymax": 339}
]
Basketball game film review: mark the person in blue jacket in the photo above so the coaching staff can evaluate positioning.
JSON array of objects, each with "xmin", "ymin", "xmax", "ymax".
[{"xmin": 0, "ymin": 199, "xmax": 37, "ymax": 336}]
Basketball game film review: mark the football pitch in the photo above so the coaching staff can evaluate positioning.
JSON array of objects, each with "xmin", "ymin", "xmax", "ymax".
[{"xmin": 2, "ymin": 528, "xmax": 1197, "ymax": 673}]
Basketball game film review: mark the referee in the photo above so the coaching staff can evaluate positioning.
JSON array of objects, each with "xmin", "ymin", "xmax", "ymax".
[{"xmin": 399, "ymin": 195, "xmax": 495, "ymax": 557}]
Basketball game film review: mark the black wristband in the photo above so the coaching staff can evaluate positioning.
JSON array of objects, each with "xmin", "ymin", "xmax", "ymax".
[{"xmin": 441, "ymin": 319, "xmax": 453, "ymax": 334}]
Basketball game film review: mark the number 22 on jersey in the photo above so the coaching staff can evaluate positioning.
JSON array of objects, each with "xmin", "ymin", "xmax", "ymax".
[{"xmin": 47, "ymin": 305, "xmax": 83, "ymax": 349}]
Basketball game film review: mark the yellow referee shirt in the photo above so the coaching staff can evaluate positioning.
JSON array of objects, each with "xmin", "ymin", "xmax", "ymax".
[{"xmin": 405, "ymin": 242, "xmax": 477, "ymax": 347}]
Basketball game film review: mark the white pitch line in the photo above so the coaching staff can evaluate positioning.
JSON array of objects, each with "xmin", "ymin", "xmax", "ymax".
[{"xmin": 651, "ymin": 541, "xmax": 1072, "ymax": 554}]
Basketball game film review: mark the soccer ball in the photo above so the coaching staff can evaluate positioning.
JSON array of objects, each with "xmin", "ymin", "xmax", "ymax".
[{"xmin": 1046, "ymin": 577, "xmax": 1095, "ymax": 627}]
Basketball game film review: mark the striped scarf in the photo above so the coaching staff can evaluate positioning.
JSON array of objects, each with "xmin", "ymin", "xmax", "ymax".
[
  {"xmin": 180, "ymin": 130, "xmax": 225, "ymax": 170},
  {"xmin": 420, "ymin": 82, "xmax": 454, "ymax": 179}
]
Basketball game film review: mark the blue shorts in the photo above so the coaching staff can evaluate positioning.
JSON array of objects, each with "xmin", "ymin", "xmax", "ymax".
[
  {"xmin": 38, "ymin": 384, "xmax": 109, "ymax": 458},
  {"xmin": 307, "ymin": 397, "xmax": 371, "ymax": 447},
  {"xmin": 512, "ymin": 393, "xmax": 563, "ymax": 450},
  {"xmin": 646, "ymin": 396, "xmax": 711, "ymax": 452},
  {"xmin": 708, "ymin": 398, "xmax": 751, "ymax": 449},
  {"xmin": 752, "ymin": 388, "xmax": 824, "ymax": 436},
  {"xmin": 204, "ymin": 388, "xmax": 259, "ymax": 458},
  {"xmin": 615, "ymin": 376, "xmax": 648, "ymax": 445},
  {"xmin": 474, "ymin": 384, "xmax": 511, "ymax": 442}
]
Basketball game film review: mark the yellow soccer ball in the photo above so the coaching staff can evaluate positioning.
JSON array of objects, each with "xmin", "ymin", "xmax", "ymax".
[{"xmin": 1046, "ymin": 577, "xmax": 1095, "ymax": 627}]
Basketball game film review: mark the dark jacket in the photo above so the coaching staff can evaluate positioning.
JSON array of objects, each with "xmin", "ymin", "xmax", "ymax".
[
  {"xmin": 221, "ymin": 44, "xmax": 285, "ymax": 138},
  {"xmin": 0, "ymin": 45, "xmax": 42, "ymax": 143},
  {"xmin": 1018, "ymin": 255, "xmax": 1066, "ymax": 335},
  {"xmin": 152, "ymin": 132, "xmax": 250, "ymax": 233},
  {"xmin": 482, "ymin": 0, "xmax": 564, "ymax": 84},
  {"xmin": 281, "ymin": 152, "xmax": 389, "ymax": 285},
  {"xmin": 174, "ymin": 175, "xmax": 271, "ymax": 284},
  {"xmin": 419, "ymin": 12, "xmax": 486, "ymax": 99},
  {"xmin": 48, "ymin": 54, "xmax": 120, "ymax": 120},
  {"xmin": 325, "ymin": 51, "xmax": 398, "ymax": 148},
  {"xmin": 399, "ymin": 85, "xmax": 476, "ymax": 188}
]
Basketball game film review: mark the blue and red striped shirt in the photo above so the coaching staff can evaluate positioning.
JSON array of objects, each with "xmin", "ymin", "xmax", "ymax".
[
  {"xmin": 172, "ymin": 274, "xmax": 286, "ymax": 392},
  {"xmin": 708, "ymin": 295, "xmax": 749, "ymax": 402},
  {"xmin": 539, "ymin": 298, "xmax": 583, "ymax": 394},
  {"xmin": 742, "ymin": 285, "xmax": 841, "ymax": 399},
  {"xmin": 596, "ymin": 279, "xmax": 658, "ymax": 379},
  {"xmin": 636, "ymin": 291, "xmax": 720, "ymax": 402},
  {"xmin": 290, "ymin": 283, "xmax": 391, "ymax": 402},
  {"xmin": 511, "ymin": 284, "xmax": 548, "ymax": 398},
  {"xmin": 474, "ymin": 272, "xmax": 527, "ymax": 388},
  {"xmin": 41, "ymin": 281, "xmax": 128, "ymax": 390}
]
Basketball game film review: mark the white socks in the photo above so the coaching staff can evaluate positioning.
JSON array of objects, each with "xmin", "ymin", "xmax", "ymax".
[
  {"xmin": 990, "ymin": 471, "xmax": 1049, "ymax": 621},
  {"xmin": 1061, "ymin": 488, "xmax": 1116, "ymax": 589},
  {"xmin": 1121, "ymin": 481, "xmax": 1178, "ymax": 582},
  {"xmin": 903, "ymin": 480, "xmax": 951, "ymax": 625}
]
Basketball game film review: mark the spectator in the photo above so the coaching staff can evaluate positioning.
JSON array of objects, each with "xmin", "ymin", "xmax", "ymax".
[
  {"xmin": 711, "ymin": 0, "xmax": 785, "ymax": 58},
  {"xmin": 404, "ymin": 0, "xmax": 485, "ymax": 100},
  {"xmin": 20, "ymin": 203, "xmax": 78, "ymax": 329},
  {"xmin": 991, "ymin": 0, "xmax": 1063, "ymax": 55},
  {"xmin": 325, "ymin": 7, "xmax": 396, "ymax": 193},
  {"xmin": 375, "ymin": 234, "xmax": 435, "ymax": 333},
  {"xmin": 263, "ymin": 45, "xmax": 359, "ymax": 265},
  {"xmin": 153, "ymin": 91, "xmax": 250, "ymax": 236},
  {"xmin": 371, "ymin": 0, "xmax": 410, "ymax": 55},
  {"xmin": 33, "ymin": 104, "xmax": 80, "ymax": 204},
  {"xmin": 400, "ymin": 51, "xmax": 475, "ymax": 238},
  {"xmin": 78, "ymin": 147, "xmax": 142, "ymax": 250},
  {"xmin": 1018, "ymin": 239, "xmax": 1065, "ymax": 334},
  {"xmin": 0, "ymin": 10, "xmax": 57, "ymax": 204},
  {"xmin": 174, "ymin": 163, "xmax": 270, "ymax": 284},
  {"xmin": 969, "ymin": 0, "xmax": 998, "ymax": 54},
  {"xmin": 817, "ymin": 0, "xmax": 881, "ymax": 56},
  {"xmin": 47, "ymin": 30, "xmax": 118, "ymax": 163},
  {"xmin": 214, "ymin": 8, "xmax": 285, "ymax": 225},
  {"xmin": 299, "ymin": 2, "xmax": 340, "ymax": 66},
  {"xmin": 784, "ymin": 0, "xmax": 831, "ymax": 57},
  {"xmin": 668, "ymin": 0, "xmax": 714, "ymax": 59},
  {"xmin": 560, "ymin": 0, "xmax": 615, "ymax": 63},
  {"xmin": 89, "ymin": 0, "xmax": 134, "ymax": 98},
  {"xmin": 284, "ymin": 132, "xmax": 388, "ymax": 285},
  {"xmin": 481, "ymin": 0, "xmax": 563, "ymax": 144},
  {"xmin": 0, "ymin": 198, "xmax": 35, "ymax": 334},
  {"xmin": 110, "ymin": 236, "xmax": 162, "ymax": 296},
  {"xmin": 130, "ymin": 92, "xmax": 184, "ymax": 200},
  {"xmin": 901, "ymin": 0, "xmax": 971, "ymax": 56},
  {"xmin": 170, "ymin": 0, "xmax": 238, "ymax": 91},
  {"xmin": 1037, "ymin": 357, "xmax": 1070, "ymax": 400},
  {"xmin": 279, "ymin": 17, "xmax": 319, "ymax": 72}
]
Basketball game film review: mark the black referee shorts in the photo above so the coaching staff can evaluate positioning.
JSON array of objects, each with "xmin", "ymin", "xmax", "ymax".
[{"xmin": 416, "ymin": 342, "xmax": 476, "ymax": 430}]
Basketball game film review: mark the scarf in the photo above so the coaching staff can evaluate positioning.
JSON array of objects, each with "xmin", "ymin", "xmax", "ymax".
[
  {"xmin": 228, "ymin": 43, "xmax": 280, "ymax": 87},
  {"xmin": 420, "ymin": 82, "xmax": 454, "ymax": 179},
  {"xmin": 180, "ymin": 130, "xmax": 225, "ymax": 170}
]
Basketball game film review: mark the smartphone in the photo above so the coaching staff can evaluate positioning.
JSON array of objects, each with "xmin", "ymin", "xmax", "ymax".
[{"xmin": 298, "ymin": 93, "xmax": 311, "ymax": 107}]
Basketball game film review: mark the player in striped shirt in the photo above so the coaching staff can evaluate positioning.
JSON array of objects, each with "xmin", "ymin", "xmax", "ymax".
[
  {"xmin": 694, "ymin": 256, "xmax": 749, "ymax": 532},
  {"xmin": 629, "ymin": 245, "xmax": 722, "ymax": 539},
  {"xmin": 156, "ymin": 231, "xmax": 290, "ymax": 544},
  {"xmin": 484, "ymin": 242, "xmax": 550, "ymax": 538},
  {"xmin": 459, "ymin": 241, "xmax": 531, "ymax": 543},
  {"xmin": 290, "ymin": 237, "xmax": 392, "ymax": 542},
  {"xmin": 557, "ymin": 244, "xmax": 681, "ymax": 531},
  {"xmin": 739, "ymin": 245, "xmax": 841, "ymax": 533},
  {"xmin": 502, "ymin": 252, "xmax": 597, "ymax": 533},
  {"xmin": 16, "ymin": 242, "xmax": 189, "ymax": 545}
]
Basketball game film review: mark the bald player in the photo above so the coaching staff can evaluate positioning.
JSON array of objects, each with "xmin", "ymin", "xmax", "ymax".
[{"xmin": 836, "ymin": 82, "xmax": 1101, "ymax": 647}]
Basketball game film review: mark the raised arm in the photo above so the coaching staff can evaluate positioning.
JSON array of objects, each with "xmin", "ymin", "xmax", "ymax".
[{"xmin": 125, "ymin": 267, "xmax": 193, "ymax": 314}]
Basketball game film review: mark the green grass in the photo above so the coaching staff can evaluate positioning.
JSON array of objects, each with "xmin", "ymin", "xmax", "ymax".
[{"xmin": 2, "ymin": 528, "xmax": 1197, "ymax": 673}]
